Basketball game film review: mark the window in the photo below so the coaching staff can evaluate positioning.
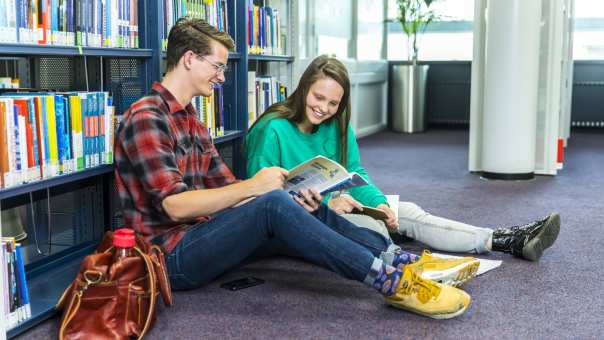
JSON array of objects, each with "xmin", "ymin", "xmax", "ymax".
[
  {"xmin": 387, "ymin": 0, "xmax": 474, "ymax": 60},
  {"xmin": 573, "ymin": 0, "xmax": 604, "ymax": 60},
  {"xmin": 357, "ymin": 0, "xmax": 385, "ymax": 60},
  {"xmin": 315, "ymin": 1, "xmax": 353, "ymax": 59}
]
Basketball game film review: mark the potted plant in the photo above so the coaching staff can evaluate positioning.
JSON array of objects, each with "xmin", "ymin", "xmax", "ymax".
[
  {"xmin": 391, "ymin": 0, "xmax": 439, "ymax": 133},
  {"xmin": 395, "ymin": 0, "xmax": 439, "ymax": 64}
]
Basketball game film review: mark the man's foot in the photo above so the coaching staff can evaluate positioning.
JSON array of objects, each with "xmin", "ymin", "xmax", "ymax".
[
  {"xmin": 492, "ymin": 213, "xmax": 561, "ymax": 261},
  {"xmin": 385, "ymin": 266, "xmax": 471, "ymax": 319},
  {"xmin": 406, "ymin": 250, "xmax": 480, "ymax": 287}
]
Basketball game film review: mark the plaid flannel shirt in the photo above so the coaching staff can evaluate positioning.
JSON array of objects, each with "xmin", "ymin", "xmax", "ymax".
[{"xmin": 114, "ymin": 82, "xmax": 237, "ymax": 253}]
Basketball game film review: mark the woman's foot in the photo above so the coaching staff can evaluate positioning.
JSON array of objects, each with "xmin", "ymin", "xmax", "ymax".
[{"xmin": 491, "ymin": 213, "xmax": 561, "ymax": 261}]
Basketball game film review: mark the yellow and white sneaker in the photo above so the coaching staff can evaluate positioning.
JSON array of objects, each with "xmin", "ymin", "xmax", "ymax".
[
  {"xmin": 386, "ymin": 266, "xmax": 471, "ymax": 319},
  {"xmin": 407, "ymin": 250, "xmax": 480, "ymax": 287}
]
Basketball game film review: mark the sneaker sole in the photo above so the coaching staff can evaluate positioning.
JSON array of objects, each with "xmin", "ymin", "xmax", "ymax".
[
  {"xmin": 522, "ymin": 213, "xmax": 561, "ymax": 261},
  {"xmin": 420, "ymin": 260, "xmax": 480, "ymax": 287},
  {"xmin": 387, "ymin": 293, "xmax": 471, "ymax": 320}
]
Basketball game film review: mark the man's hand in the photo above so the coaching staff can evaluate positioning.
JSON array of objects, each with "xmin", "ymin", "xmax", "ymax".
[
  {"xmin": 376, "ymin": 203, "xmax": 399, "ymax": 232},
  {"xmin": 293, "ymin": 188, "xmax": 323, "ymax": 213},
  {"xmin": 248, "ymin": 167, "xmax": 289, "ymax": 196},
  {"xmin": 328, "ymin": 195, "xmax": 364, "ymax": 215}
]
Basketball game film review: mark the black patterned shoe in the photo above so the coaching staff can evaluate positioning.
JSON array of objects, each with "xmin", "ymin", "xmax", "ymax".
[{"xmin": 491, "ymin": 213, "xmax": 561, "ymax": 261}]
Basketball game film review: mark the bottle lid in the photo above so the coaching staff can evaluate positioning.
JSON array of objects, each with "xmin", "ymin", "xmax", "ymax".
[{"xmin": 113, "ymin": 228, "xmax": 135, "ymax": 248}]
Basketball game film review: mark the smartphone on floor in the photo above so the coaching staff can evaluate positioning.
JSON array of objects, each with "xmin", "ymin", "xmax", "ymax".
[{"xmin": 220, "ymin": 277, "xmax": 265, "ymax": 291}]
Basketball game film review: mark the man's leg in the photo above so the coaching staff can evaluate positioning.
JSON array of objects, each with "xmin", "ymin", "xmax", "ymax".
[
  {"xmin": 166, "ymin": 190, "xmax": 384, "ymax": 290},
  {"xmin": 397, "ymin": 202, "xmax": 492, "ymax": 254},
  {"xmin": 165, "ymin": 190, "xmax": 471, "ymax": 319},
  {"xmin": 314, "ymin": 206, "xmax": 403, "ymax": 265}
]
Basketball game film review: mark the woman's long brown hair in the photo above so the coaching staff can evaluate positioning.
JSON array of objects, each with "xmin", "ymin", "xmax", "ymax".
[{"xmin": 248, "ymin": 55, "xmax": 352, "ymax": 166}]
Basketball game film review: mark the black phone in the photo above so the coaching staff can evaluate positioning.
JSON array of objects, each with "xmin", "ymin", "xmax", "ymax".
[{"xmin": 220, "ymin": 277, "xmax": 265, "ymax": 291}]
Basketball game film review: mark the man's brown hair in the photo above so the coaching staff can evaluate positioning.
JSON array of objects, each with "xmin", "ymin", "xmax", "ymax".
[{"xmin": 165, "ymin": 18, "xmax": 235, "ymax": 72}]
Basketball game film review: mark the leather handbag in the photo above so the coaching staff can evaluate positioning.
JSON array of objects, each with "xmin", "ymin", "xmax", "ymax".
[{"xmin": 56, "ymin": 231, "xmax": 173, "ymax": 340}]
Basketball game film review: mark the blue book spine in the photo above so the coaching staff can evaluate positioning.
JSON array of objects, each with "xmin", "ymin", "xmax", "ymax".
[
  {"xmin": 51, "ymin": 0, "xmax": 59, "ymax": 43},
  {"xmin": 15, "ymin": 244, "xmax": 31, "ymax": 319},
  {"xmin": 62, "ymin": 96, "xmax": 72, "ymax": 171},
  {"xmin": 27, "ymin": 98, "xmax": 39, "ymax": 169},
  {"xmin": 54, "ymin": 95, "xmax": 66, "ymax": 173}
]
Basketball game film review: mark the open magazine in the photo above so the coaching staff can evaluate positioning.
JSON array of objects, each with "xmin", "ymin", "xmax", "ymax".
[{"xmin": 285, "ymin": 156, "xmax": 368, "ymax": 197}]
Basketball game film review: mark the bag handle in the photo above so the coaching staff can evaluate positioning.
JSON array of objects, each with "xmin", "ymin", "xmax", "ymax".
[{"xmin": 133, "ymin": 246, "xmax": 158, "ymax": 340}]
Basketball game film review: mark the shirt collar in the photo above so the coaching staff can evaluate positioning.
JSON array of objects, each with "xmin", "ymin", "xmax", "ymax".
[{"xmin": 152, "ymin": 82, "xmax": 196, "ymax": 116}]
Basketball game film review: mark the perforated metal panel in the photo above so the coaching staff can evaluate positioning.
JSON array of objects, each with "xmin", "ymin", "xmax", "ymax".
[
  {"xmin": 106, "ymin": 59, "xmax": 146, "ymax": 114},
  {"xmin": 36, "ymin": 57, "xmax": 75, "ymax": 90}
]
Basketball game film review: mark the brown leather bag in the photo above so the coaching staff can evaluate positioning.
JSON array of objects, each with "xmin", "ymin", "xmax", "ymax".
[{"xmin": 56, "ymin": 231, "xmax": 173, "ymax": 340}]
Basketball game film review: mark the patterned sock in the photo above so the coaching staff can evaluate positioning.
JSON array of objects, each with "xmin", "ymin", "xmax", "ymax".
[
  {"xmin": 372, "ymin": 264, "xmax": 403, "ymax": 296},
  {"xmin": 391, "ymin": 251, "xmax": 420, "ymax": 271}
]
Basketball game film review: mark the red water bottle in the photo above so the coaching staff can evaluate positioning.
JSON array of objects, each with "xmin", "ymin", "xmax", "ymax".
[{"xmin": 113, "ymin": 228, "xmax": 135, "ymax": 259}]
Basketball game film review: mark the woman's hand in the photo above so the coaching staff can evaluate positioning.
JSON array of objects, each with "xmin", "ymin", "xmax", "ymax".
[
  {"xmin": 293, "ymin": 188, "xmax": 323, "ymax": 212},
  {"xmin": 328, "ymin": 195, "xmax": 364, "ymax": 215},
  {"xmin": 376, "ymin": 203, "xmax": 399, "ymax": 232}
]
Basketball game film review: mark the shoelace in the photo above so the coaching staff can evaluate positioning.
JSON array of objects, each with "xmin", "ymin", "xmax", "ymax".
[{"xmin": 400, "ymin": 270, "xmax": 442, "ymax": 304}]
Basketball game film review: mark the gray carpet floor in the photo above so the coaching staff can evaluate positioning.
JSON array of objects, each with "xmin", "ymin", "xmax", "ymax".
[{"xmin": 18, "ymin": 128, "xmax": 604, "ymax": 339}]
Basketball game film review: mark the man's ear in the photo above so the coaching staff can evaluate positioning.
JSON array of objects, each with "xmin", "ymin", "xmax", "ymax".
[{"xmin": 182, "ymin": 51, "xmax": 194, "ymax": 70}]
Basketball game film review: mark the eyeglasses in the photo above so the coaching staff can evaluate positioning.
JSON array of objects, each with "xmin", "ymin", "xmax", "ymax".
[{"xmin": 195, "ymin": 53, "xmax": 229, "ymax": 74}]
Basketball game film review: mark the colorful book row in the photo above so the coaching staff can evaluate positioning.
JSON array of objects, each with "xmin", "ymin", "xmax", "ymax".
[
  {"xmin": 0, "ymin": 0, "xmax": 139, "ymax": 48},
  {"xmin": 247, "ymin": 72, "xmax": 287, "ymax": 127},
  {"xmin": 161, "ymin": 0, "xmax": 229, "ymax": 51},
  {"xmin": 247, "ymin": 0, "xmax": 285, "ymax": 55},
  {"xmin": 0, "ymin": 91, "xmax": 115, "ymax": 189}
]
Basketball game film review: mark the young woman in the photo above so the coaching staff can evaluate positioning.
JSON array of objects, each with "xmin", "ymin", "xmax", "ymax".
[{"xmin": 246, "ymin": 55, "xmax": 560, "ymax": 261}]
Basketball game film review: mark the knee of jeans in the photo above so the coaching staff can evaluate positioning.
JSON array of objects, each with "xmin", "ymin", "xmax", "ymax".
[{"xmin": 259, "ymin": 189, "xmax": 295, "ymax": 208}]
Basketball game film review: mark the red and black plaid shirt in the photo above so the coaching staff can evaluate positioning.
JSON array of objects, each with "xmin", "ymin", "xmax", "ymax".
[{"xmin": 114, "ymin": 82, "xmax": 237, "ymax": 253}]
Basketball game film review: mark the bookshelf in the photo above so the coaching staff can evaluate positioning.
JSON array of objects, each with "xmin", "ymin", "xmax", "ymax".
[
  {"xmin": 0, "ymin": 0, "xmax": 298, "ymax": 338},
  {"xmin": 246, "ymin": 0, "xmax": 297, "ymax": 135},
  {"xmin": 0, "ymin": 0, "xmax": 152, "ymax": 338}
]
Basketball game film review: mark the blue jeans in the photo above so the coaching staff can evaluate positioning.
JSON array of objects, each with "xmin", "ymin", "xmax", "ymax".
[{"xmin": 165, "ymin": 190, "xmax": 390, "ymax": 290}]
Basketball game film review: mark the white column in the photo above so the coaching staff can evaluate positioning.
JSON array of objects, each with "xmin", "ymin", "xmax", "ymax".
[{"xmin": 481, "ymin": 0, "xmax": 542, "ymax": 179}]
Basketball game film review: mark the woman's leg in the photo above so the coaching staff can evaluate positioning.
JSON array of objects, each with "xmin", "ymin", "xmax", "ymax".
[{"xmin": 397, "ymin": 202, "xmax": 493, "ymax": 254}]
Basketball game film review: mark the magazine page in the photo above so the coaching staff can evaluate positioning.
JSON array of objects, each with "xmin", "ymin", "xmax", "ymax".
[{"xmin": 285, "ymin": 156, "xmax": 352, "ymax": 196}]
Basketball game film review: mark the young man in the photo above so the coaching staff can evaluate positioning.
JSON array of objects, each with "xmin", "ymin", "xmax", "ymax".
[{"xmin": 114, "ymin": 18, "xmax": 476, "ymax": 320}]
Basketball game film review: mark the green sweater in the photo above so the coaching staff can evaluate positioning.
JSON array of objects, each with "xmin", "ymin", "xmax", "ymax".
[{"xmin": 245, "ymin": 116, "xmax": 387, "ymax": 207}]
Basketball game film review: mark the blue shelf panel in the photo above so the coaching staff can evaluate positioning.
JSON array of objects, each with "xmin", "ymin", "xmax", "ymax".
[
  {"xmin": 0, "ymin": 43, "xmax": 153, "ymax": 58},
  {"xmin": 214, "ymin": 130, "xmax": 245, "ymax": 144},
  {"xmin": 6, "ymin": 244, "xmax": 96, "ymax": 339},
  {"xmin": 0, "ymin": 165, "xmax": 114, "ymax": 200},
  {"xmin": 248, "ymin": 54, "xmax": 294, "ymax": 62}
]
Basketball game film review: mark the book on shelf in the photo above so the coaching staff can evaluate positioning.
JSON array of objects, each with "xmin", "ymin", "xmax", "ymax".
[
  {"xmin": 247, "ymin": 0, "xmax": 285, "ymax": 55},
  {"xmin": 0, "ymin": 0, "xmax": 139, "ymax": 48},
  {"xmin": 161, "ymin": 0, "xmax": 229, "ymax": 51},
  {"xmin": 0, "ymin": 238, "xmax": 30, "ymax": 330},
  {"xmin": 246, "ymin": 72, "xmax": 288, "ymax": 127},
  {"xmin": 0, "ymin": 91, "xmax": 115, "ymax": 189},
  {"xmin": 285, "ymin": 155, "xmax": 368, "ymax": 198},
  {"xmin": 191, "ymin": 85, "xmax": 225, "ymax": 139}
]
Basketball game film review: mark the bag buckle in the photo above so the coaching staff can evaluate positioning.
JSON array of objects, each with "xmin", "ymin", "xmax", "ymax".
[{"xmin": 83, "ymin": 271, "xmax": 104, "ymax": 285}]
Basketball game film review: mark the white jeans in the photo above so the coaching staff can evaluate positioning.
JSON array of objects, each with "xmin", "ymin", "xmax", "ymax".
[{"xmin": 344, "ymin": 202, "xmax": 493, "ymax": 254}]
